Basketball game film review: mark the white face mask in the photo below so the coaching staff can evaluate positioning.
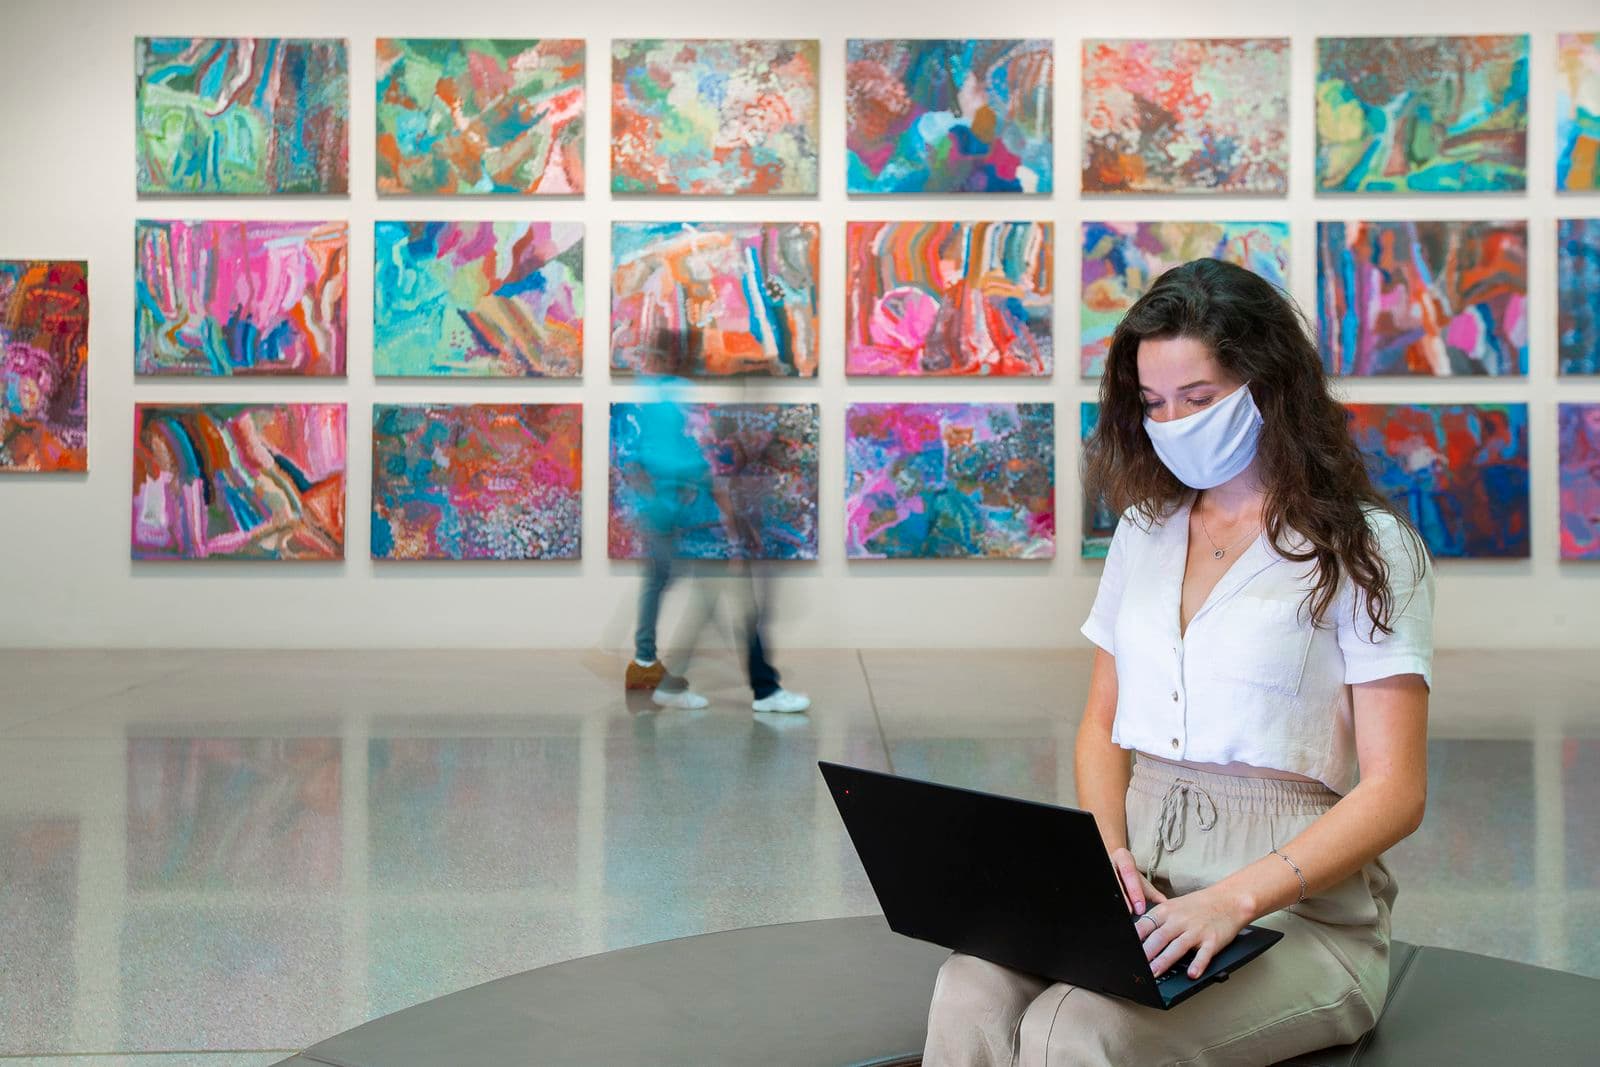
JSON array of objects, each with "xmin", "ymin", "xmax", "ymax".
[{"xmin": 1142, "ymin": 383, "xmax": 1264, "ymax": 490}]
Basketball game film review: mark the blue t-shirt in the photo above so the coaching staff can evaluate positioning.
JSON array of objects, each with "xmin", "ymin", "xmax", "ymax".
[{"xmin": 636, "ymin": 374, "xmax": 709, "ymax": 530}]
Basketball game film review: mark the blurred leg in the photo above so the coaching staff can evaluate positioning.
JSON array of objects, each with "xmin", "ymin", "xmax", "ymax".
[{"xmin": 633, "ymin": 528, "xmax": 674, "ymax": 663}]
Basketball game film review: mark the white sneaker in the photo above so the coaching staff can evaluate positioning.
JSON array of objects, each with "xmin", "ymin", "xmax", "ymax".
[
  {"xmin": 653, "ymin": 687, "xmax": 709, "ymax": 710},
  {"xmin": 752, "ymin": 688, "xmax": 811, "ymax": 714}
]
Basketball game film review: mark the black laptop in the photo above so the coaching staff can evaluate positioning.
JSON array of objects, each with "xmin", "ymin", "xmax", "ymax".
[{"xmin": 819, "ymin": 761, "xmax": 1282, "ymax": 1010}]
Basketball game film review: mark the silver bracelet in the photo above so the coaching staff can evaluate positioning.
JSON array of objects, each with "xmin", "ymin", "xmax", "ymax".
[{"xmin": 1271, "ymin": 847, "xmax": 1308, "ymax": 905}]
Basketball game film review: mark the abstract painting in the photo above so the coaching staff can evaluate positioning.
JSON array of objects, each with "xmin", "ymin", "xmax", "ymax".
[
  {"xmin": 376, "ymin": 38, "xmax": 584, "ymax": 195},
  {"xmin": 611, "ymin": 39, "xmax": 819, "ymax": 195},
  {"xmin": 1, "ymin": 260, "xmax": 87, "ymax": 472},
  {"xmin": 1081, "ymin": 403, "xmax": 1116, "ymax": 559},
  {"xmin": 371, "ymin": 404, "xmax": 582, "ymax": 561},
  {"xmin": 1317, "ymin": 220, "xmax": 1527, "ymax": 377},
  {"xmin": 1317, "ymin": 35, "xmax": 1528, "ymax": 193},
  {"xmin": 374, "ymin": 221, "xmax": 582, "ymax": 377},
  {"xmin": 1346, "ymin": 403, "xmax": 1528, "ymax": 559},
  {"xmin": 1560, "ymin": 404, "xmax": 1600, "ymax": 561},
  {"xmin": 1082, "ymin": 38, "xmax": 1289, "ymax": 195},
  {"xmin": 846, "ymin": 220, "xmax": 1052, "ymax": 377},
  {"xmin": 131, "ymin": 403, "xmax": 346, "ymax": 561},
  {"xmin": 846, "ymin": 39, "xmax": 1053, "ymax": 194},
  {"xmin": 608, "ymin": 403, "xmax": 818, "ymax": 560},
  {"xmin": 611, "ymin": 222, "xmax": 817, "ymax": 376},
  {"xmin": 136, "ymin": 37, "xmax": 349, "ymax": 194},
  {"xmin": 135, "ymin": 220, "xmax": 348, "ymax": 377},
  {"xmin": 845, "ymin": 403, "xmax": 1055, "ymax": 560},
  {"xmin": 1558, "ymin": 33, "xmax": 1600, "ymax": 191},
  {"xmin": 1559, "ymin": 218, "xmax": 1600, "ymax": 375},
  {"xmin": 1081, "ymin": 221, "xmax": 1289, "ymax": 377}
]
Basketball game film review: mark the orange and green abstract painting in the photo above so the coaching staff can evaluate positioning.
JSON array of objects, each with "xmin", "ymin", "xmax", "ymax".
[
  {"xmin": 371, "ymin": 404, "xmax": 582, "ymax": 561},
  {"xmin": 375, "ymin": 38, "xmax": 584, "ymax": 195},
  {"xmin": 2, "ymin": 260, "xmax": 87, "ymax": 472}
]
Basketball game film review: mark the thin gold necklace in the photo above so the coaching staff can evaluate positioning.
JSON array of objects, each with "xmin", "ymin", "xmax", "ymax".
[{"xmin": 1197, "ymin": 508, "xmax": 1259, "ymax": 560}]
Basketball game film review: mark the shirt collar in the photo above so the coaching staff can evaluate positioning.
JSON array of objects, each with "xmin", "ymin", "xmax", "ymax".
[{"xmin": 1161, "ymin": 495, "xmax": 1281, "ymax": 636}]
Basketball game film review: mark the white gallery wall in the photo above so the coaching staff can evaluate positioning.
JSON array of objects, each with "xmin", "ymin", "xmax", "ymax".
[{"xmin": 0, "ymin": 0, "xmax": 1596, "ymax": 650}]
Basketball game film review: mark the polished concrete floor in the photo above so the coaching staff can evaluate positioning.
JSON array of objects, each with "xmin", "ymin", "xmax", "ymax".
[{"xmin": 1, "ymin": 648, "xmax": 1595, "ymax": 1066}]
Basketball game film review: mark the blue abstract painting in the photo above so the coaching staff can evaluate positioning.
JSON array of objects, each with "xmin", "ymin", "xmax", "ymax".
[{"xmin": 1347, "ymin": 403, "xmax": 1529, "ymax": 559}]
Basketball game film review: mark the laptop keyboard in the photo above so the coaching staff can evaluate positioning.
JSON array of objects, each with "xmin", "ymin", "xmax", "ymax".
[{"xmin": 1154, "ymin": 948, "xmax": 1201, "ymax": 984}]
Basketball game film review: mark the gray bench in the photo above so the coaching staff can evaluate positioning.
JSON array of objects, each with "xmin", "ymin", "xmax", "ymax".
[{"xmin": 274, "ymin": 916, "xmax": 1598, "ymax": 1066}]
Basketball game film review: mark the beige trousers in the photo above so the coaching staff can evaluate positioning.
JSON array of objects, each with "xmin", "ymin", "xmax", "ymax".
[{"xmin": 922, "ymin": 758, "xmax": 1395, "ymax": 1067}]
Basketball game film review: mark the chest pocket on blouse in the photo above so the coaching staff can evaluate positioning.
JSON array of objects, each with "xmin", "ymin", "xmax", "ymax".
[{"xmin": 1210, "ymin": 596, "xmax": 1315, "ymax": 697}]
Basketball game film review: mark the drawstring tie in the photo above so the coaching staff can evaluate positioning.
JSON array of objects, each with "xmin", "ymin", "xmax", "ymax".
[{"xmin": 1147, "ymin": 777, "xmax": 1218, "ymax": 877}]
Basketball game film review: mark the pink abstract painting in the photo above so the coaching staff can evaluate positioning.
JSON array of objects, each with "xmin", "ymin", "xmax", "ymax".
[{"xmin": 136, "ymin": 220, "xmax": 347, "ymax": 376}]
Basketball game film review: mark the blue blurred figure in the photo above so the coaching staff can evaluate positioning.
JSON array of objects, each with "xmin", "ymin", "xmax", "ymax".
[
  {"xmin": 623, "ymin": 328, "xmax": 810, "ymax": 714},
  {"xmin": 624, "ymin": 328, "xmax": 713, "ymax": 708}
]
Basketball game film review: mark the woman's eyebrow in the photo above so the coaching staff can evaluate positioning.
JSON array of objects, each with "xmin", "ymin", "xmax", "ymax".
[{"xmin": 1139, "ymin": 380, "xmax": 1214, "ymax": 394}]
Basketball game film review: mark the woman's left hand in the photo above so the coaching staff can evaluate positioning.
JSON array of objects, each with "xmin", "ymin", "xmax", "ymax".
[{"xmin": 1133, "ymin": 886, "xmax": 1251, "ymax": 980}]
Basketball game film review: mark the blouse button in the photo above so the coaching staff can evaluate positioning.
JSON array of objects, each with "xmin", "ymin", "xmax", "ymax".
[
  {"xmin": 1171, "ymin": 691, "xmax": 1179, "ymax": 702},
  {"xmin": 1170, "ymin": 738, "xmax": 1180, "ymax": 750}
]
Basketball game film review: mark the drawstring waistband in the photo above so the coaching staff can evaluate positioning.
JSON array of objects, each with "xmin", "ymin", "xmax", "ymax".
[
  {"xmin": 1129, "ymin": 756, "xmax": 1341, "ymax": 880},
  {"xmin": 1148, "ymin": 777, "xmax": 1217, "ymax": 875}
]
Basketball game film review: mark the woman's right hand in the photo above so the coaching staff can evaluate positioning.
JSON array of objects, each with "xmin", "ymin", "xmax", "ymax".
[{"xmin": 1110, "ymin": 846, "xmax": 1167, "ymax": 916}]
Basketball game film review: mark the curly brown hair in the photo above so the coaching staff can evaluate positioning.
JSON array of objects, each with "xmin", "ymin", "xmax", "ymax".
[{"xmin": 1084, "ymin": 258, "xmax": 1426, "ymax": 636}]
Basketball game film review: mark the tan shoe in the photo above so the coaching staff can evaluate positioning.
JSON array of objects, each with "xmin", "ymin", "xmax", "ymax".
[{"xmin": 625, "ymin": 660, "xmax": 667, "ymax": 691}]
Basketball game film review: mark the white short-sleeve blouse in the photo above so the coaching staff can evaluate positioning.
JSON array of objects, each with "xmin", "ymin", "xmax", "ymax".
[{"xmin": 1081, "ymin": 498, "xmax": 1434, "ymax": 794}]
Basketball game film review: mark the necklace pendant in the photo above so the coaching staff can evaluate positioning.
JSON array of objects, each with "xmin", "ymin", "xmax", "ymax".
[{"xmin": 1213, "ymin": 549, "xmax": 1225, "ymax": 560}]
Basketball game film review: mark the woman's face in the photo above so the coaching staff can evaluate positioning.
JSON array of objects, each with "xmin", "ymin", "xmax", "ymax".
[{"xmin": 1135, "ymin": 336, "xmax": 1246, "ymax": 424}]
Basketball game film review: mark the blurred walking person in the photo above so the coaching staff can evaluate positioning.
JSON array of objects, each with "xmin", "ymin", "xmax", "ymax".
[
  {"xmin": 624, "ymin": 328, "xmax": 810, "ymax": 714},
  {"xmin": 709, "ymin": 407, "xmax": 811, "ymax": 714},
  {"xmin": 625, "ymin": 328, "xmax": 712, "ymax": 709}
]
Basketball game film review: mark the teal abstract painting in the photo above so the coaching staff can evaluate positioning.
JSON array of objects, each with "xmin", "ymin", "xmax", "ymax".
[
  {"xmin": 846, "ymin": 39, "xmax": 1053, "ymax": 194},
  {"xmin": 1317, "ymin": 35, "xmax": 1527, "ymax": 193},
  {"xmin": 374, "ymin": 221, "xmax": 583, "ymax": 377}
]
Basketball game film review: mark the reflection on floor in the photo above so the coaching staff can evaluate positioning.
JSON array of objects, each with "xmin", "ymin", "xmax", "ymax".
[{"xmin": 1, "ymin": 649, "xmax": 1595, "ymax": 1065}]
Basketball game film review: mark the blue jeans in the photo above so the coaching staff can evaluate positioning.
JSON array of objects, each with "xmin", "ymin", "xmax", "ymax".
[
  {"xmin": 633, "ymin": 527, "xmax": 675, "ymax": 664},
  {"xmin": 634, "ymin": 526, "xmax": 780, "ymax": 699}
]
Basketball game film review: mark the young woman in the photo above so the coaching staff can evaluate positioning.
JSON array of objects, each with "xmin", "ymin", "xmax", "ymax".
[{"xmin": 923, "ymin": 259, "xmax": 1434, "ymax": 1066}]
